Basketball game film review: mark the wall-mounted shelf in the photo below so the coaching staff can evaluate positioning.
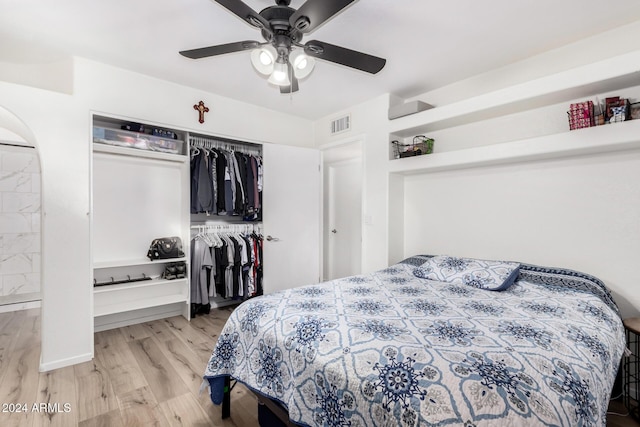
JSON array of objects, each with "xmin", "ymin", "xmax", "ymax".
[
  {"xmin": 389, "ymin": 50, "xmax": 640, "ymax": 138},
  {"xmin": 388, "ymin": 119, "xmax": 640, "ymax": 175}
]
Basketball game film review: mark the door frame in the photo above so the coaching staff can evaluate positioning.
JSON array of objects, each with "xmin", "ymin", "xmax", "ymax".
[{"xmin": 319, "ymin": 135, "xmax": 364, "ymax": 281}]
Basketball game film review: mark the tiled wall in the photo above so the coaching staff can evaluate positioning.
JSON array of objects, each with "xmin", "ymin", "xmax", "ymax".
[{"xmin": 0, "ymin": 144, "xmax": 41, "ymax": 299}]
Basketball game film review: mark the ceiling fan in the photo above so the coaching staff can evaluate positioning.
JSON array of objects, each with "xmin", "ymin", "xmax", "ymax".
[{"xmin": 179, "ymin": 0, "xmax": 386, "ymax": 93}]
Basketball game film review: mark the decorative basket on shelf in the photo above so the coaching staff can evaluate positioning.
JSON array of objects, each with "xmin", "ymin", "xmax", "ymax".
[{"xmin": 391, "ymin": 135, "xmax": 434, "ymax": 159}]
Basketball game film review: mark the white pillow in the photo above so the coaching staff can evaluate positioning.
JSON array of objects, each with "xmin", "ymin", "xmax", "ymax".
[{"xmin": 413, "ymin": 255, "xmax": 520, "ymax": 291}]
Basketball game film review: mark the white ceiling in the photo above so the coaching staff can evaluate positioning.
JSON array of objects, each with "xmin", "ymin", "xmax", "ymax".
[{"xmin": 2, "ymin": 0, "xmax": 640, "ymax": 120}]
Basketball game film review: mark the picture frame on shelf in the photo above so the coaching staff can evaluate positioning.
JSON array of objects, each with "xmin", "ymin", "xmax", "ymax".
[{"xmin": 605, "ymin": 97, "xmax": 628, "ymax": 123}]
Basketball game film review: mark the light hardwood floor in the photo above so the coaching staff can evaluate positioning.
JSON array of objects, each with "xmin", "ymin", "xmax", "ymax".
[
  {"xmin": 0, "ymin": 306, "xmax": 257, "ymax": 427},
  {"xmin": 0, "ymin": 306, "xmax": 637, "ymax": 427}
]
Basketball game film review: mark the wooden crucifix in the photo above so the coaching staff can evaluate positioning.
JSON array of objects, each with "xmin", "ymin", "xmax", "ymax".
[{"xmin": 193, "ymin": 100, "xmax": 209, "ymax": 124}]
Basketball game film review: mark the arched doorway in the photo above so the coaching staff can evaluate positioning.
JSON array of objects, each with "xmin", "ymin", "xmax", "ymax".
[{"xmin": 0, "ymin": 107, "xmax": 42, "ymax": 311}]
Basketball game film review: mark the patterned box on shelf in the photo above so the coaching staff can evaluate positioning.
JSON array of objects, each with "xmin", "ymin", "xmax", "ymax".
[{"xmin": 568, "ymin": 101, "xmax": 595, "ymax": 130}]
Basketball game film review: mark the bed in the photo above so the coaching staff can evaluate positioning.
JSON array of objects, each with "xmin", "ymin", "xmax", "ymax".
[{"xmin": 203, "ymin": 255, "xmax": 626, "ymax": 426}]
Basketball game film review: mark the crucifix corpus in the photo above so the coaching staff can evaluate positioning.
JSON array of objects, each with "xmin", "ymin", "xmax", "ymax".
[{"xmin": 194, "ymin": 101, "xmax": 209, "ymax": 124}]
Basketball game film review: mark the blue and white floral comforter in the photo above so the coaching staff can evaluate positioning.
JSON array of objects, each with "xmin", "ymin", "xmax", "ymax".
[{"xmin": 204, "ymin": 255, "xmax": 625, "ymax": 426}]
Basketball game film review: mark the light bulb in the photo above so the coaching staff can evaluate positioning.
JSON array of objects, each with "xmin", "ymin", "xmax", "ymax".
[
  {"xmin": 294, "ymin": 56, "xmax": 307, "ymax": 70},
  {"xmin": 272, "ymin": 70, "xmax": 287, "ymax": 82},
  {"xmin": 259, "ymin": 51, "xmax": 273, "ymax": 66},
  {"xmin": 250, "ymin": 46, "xmax": 277, "ymax": 76},
  {"xmin": 268, "ymin": 61, "xmax": 290, "ymax": 86},
  {"xmin": 289, "ymin": 50, "xmax": 315, "ymax": 79}
]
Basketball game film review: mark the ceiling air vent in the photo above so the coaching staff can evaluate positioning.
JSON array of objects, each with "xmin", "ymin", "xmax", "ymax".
[{"xmin": 330, "ymin": 114, "xmax": 351, "ymax": 135}]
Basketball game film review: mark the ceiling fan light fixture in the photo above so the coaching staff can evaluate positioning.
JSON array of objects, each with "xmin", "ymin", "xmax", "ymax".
[
  {"xmin": 268, "ymin": 61, "xmax": 291, "ymax": 86},
  {"xmin": 289, "ymin": 49, "xmax": 315, "ymax": 79},
  {"xmin": 181, "ymin": 0, "xmax": 387, "ymax": 93},
  {"xmin": 250, "ymin": 45, "xmax": 277, "ymax": 75}
]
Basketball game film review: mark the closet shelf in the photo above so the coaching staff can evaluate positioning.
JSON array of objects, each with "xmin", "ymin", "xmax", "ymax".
[
  {"xmin": 94, "ymin": 257, "xmax": 187, "ymax": 269},
  {"xmin": 389, "ymin": 50, "xmax": 640, "ymax": 137},
  {"xmin": 93, "ymin": 143, "xmax": 188, "ymax": 163},
  {"xmin": 93, "ymin": 278, "xmax": 187, "ymax": 294},
  {"xmin": 94, "ymin": 294, "xmax": 187, "ymax": 317},
  {"xmin": 388, "ymin": 119, "xmax": 640, "ymax": 175}
]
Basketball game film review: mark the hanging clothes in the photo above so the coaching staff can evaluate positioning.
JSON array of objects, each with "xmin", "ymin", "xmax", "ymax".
[
  {"xmin": 190, "ymin": 236, "xmax": 213, "ymax": 305},
  {"xmin": 189, "ymin": 137, "xmax": 262, "ymax": 221},
  {"xmin": 190, "ymin": 225, "xmax": 263, "ymax": 313}
]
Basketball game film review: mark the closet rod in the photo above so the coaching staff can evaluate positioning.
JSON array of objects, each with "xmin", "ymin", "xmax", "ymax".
[
  {"xmin": 189, "ymin": 137, "xmax": 261, "ymax": 156},
  {"xmin": 190, "ymin": 223, "xmax": 262, "ymax": 233}
]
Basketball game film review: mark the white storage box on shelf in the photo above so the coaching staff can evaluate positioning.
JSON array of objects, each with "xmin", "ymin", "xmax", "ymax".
[{"xmin": 93, "ymin": 126, "xmax": 184, "ymax": 155}]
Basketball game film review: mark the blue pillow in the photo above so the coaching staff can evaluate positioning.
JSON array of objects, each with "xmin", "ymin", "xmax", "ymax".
[{"xmin": 413, "ymin": 255, "xmax": 520, "ymax": 291}]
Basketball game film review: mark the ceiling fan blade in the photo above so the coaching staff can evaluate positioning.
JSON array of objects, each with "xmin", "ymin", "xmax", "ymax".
[
  {"xmin": 214, "ymin": 0, "xmax": 271, "ymax": 30},
  {"xmin": 304, "ymin": 40, "xmax": 386, "ymax": 74},
  {"xmin": 179, "ymin": 41, "xmax": 260, "ymax": 59},
  {"xmin": 289, "ymin": 0, "xmax": 356, "ymax": 33}
]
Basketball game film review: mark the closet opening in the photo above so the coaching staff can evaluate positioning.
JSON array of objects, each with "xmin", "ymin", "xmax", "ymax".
[{"xmin": 189, "ymin": 133, "xmax": 264, "ymax": 314}]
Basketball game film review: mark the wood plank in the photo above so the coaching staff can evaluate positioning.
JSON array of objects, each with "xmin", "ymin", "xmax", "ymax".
[
  {"xmin": 152, "ymin": 337, "xmax": 206, "ymax": 393},
  {"xmin": 116, "ymin": 386, "xmax": 170, "ymax": 427},
  {"xmin": 624, "ymin": 317, "xmax": 640, "ymax": 335},
  {"xmin": 13, "ymin": 310, "xmax": 39, "ymax": 351},
  {"xmin": 127, "ymin": 337, "xmax": 189, "ymax": 403},
  {"xmin": 119, "ymin": 322, "xmax": 151, "ymax": 342},
  {"xmin": 73, "ymin": 357, "xmax": 119, "ymax": 422},
  {"xmin": 194, "ymin": 307, "xmax": 234, "ymax": 327},
  {"xmin": 162, "ymin": 316, "xmax": 213, "ymax": 347},
  {"xmin": 94, "ymin": 328, "xmax": 126, "ymax": 348},
  {"xmin": 186, "ymin": 315, "xmax": 224, "ymax": 342},
  {"xmin": 0, "ymin": 310, "xmax": 26, "ymax": 383},
  {"xmin": 141, "ymin": 318, "xmax": 177, "ymax": 343},
  {"xmin": 32, "ymin": 365, "xmax": 78, "ymax": 427},
  {"xmin": 77, "ymin": 409, "xmax": 125, "ymax": 427},
  {"xmin": 0, "ymin": 318, "xmax": 41, "ymax": 427},
  {"xmin": 94, "ymin": 338, "xmax": 148, "ymax": 396},
  {"xmin": 161, "ymin": 316, "xmax": 219, "ymax": 365},
  {"xmin": 0, "ymin": 310, "xmax": 25, "ymax": 343},
  {"xmin": 159, "ymin": 392, "xmax": 219, "ymax": 427}
]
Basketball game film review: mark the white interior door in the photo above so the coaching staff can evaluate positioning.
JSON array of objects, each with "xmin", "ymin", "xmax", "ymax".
[
  {"xmin": 262, "ymin": 144, "xmax": 320, "ymax": 293},
  {"xmin": 326, "ymin": 159, "xmax": 362, "ymax": 280}
]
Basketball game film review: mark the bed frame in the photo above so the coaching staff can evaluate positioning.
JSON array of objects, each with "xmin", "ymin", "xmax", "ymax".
[{"xmin": 222, "ymin": 376, "xmax": 295, "ymax": 426}]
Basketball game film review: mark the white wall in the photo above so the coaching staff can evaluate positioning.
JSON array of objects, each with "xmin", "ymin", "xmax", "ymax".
[
  {"xmin": 403, "ymin": 151, "xmax": 640, "ymax": 317},
  {"xmin": 0, "ymin": 57, "xmax": 313, "ymax": 371},
  {"xmin": 314, "ymin": 94, "xmax": 391, "ymax": 273},
  {"xmin": 314, "ymin": 20, "xmax": 640, "ymax": 318}
]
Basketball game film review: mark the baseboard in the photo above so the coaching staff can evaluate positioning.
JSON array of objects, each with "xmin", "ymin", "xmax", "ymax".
[{"xmin": 39, "ymin": 352, "xmax": 93, "ymax": 372}]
